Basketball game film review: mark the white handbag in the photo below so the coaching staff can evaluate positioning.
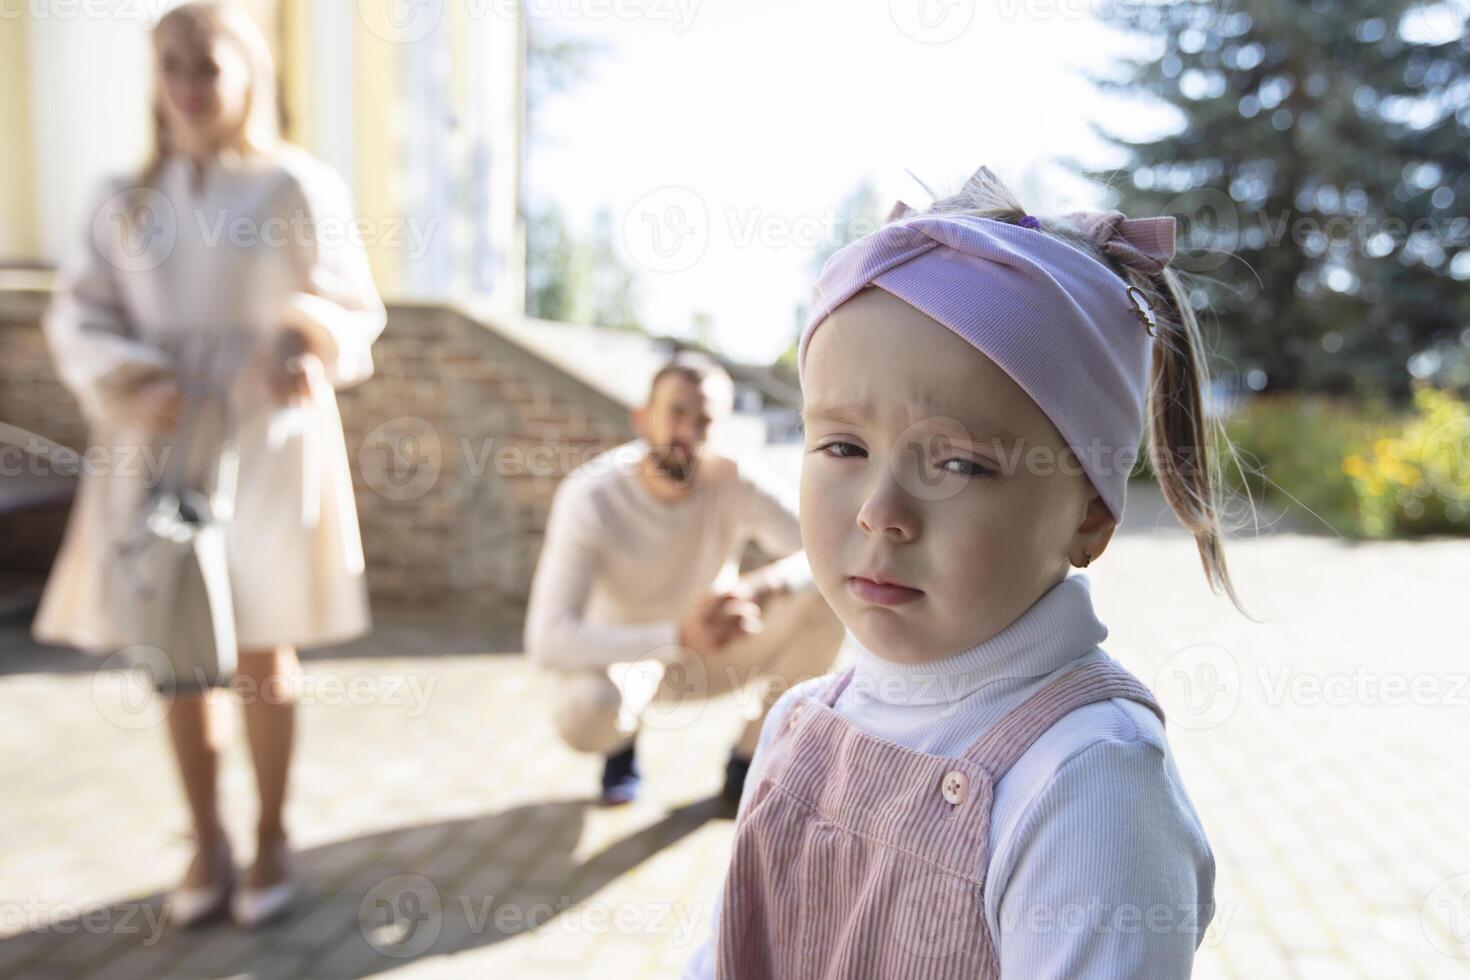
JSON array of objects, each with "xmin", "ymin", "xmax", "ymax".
[{"xmin": 113, "ymin": 331, "xmax": 247, "ymax": 695}]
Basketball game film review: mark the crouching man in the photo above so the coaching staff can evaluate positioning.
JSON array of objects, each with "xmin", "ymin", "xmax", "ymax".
[{"xmin": 523, "ymin": 352, "xmax": 845, "ymax": 807}]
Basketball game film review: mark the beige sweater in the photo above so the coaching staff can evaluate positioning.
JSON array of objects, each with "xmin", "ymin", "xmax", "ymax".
[{"xmin": 523, "ymin": 438, "xmax": 813, "ymax": 670}]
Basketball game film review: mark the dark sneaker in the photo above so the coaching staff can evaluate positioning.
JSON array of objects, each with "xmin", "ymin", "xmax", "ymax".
[
  {"xmin": 600, "ymin": 741, "xmax": 641, "ymax": 805},
  {"xmin": 721, "ymin": 750, "xmax": 754, "ymax": 811}
]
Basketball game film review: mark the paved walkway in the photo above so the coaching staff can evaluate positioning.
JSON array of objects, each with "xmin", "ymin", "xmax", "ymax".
[{"xmin": 2, "ymin": 526, "xmax": 1468, "ymax": 978}]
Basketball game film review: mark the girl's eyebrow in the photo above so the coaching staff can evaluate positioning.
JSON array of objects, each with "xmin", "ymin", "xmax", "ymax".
[
  {"xmin": 799, "ymin": 401, "xmax": 867, "ymax": 427},
  {"xmin": 800, "ymin": 399, "xmax": 1021, "ymax": 445}
]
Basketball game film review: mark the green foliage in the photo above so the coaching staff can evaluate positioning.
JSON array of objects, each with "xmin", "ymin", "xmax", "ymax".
[
  {"xmin": 1215, "ymin": 393, "xmax": 1398, "ymax": 535},
  {"xmin": 1133, "ymin": 387, "xmax": 1470, "ymax": 538},
  {"xmin": 1085, "ymin": 0, "xmax": 1470, "ymax": 398},
  {"xmin": 524, "ymin": 21, "xmax": 642, "ymax": 331},
  {"xmin": 1342, "ymin": 384, "xmax": 1470, "ymax": 536},
  {"xmin": 526, "ymin": 202, "xmax": 644, "ymax": 331}
]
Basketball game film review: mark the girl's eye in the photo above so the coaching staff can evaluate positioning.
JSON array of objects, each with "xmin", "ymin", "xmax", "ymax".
[
  {"xmin": 812, "ymin": 443, "xmax": 995, "ymax": 478},
  {"xmin": 815, "ymin": 441, "xmax": 865, "ymax": 459},
  {"xmin": 943, "ymin": 458, "xmax": 996, "ymax": 478}
]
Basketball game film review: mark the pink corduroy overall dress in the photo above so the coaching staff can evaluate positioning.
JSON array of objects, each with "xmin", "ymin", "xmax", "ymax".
[{"xmin": 714, "ymin": 658, "xmax": 1167, "ymax": 979}]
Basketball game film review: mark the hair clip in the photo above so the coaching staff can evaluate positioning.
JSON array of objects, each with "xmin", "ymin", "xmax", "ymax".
[
  {"xmin": 1018, "ymin": 214, "xmax": 1041, "ymax": 230},
  {"xmin": 1125, "ymin": 285, "xmax": 1159, "ymax": 337}
]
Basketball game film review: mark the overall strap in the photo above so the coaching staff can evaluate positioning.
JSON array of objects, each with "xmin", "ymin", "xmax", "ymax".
[
  {"xmin": 962, "ymin": 660, "xmax": 1165, "ymax": 780},
  {"xmin": 820, "ymin": 663, "xmax": 858, "ymax": 707}
]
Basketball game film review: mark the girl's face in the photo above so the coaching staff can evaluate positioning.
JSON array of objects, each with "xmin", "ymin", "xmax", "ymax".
[
  {"xmin": 799, "ymin": 287, "xmax": 1113, "ymax": 665},
  {"xmin": 156, "ymin": 23, "xmax": 250, "ymax": 149}
]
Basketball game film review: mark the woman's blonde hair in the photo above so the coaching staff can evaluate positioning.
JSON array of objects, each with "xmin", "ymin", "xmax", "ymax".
[
  {"xmin": 911, "ymin": 167, "xmax": 1254, "ymax": 618},
  {"xmin": 140, "ymin": 0, "xmax": 281, "ymax": 187}
]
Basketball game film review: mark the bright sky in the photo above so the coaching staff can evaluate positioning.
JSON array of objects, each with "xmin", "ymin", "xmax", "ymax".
[{"xmin": 527, "ymin": 0, "xmax": 1172, "ymax": 364}]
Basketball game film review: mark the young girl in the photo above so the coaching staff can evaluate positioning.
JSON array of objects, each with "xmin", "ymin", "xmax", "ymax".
[{"xmin": 683, "ymin": 166, "xmax": 1245, "ymax": 978}]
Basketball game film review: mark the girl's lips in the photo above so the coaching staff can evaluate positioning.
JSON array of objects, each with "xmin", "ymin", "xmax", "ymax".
[{"xmin": 848, "ymin": 576, "xmax": 924, "ymax": 606}]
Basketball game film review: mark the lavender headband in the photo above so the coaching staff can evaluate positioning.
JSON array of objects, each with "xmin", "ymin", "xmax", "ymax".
[{"xmin": 797, "ymin": 182, "xmax": 1176, "ymax": 524}]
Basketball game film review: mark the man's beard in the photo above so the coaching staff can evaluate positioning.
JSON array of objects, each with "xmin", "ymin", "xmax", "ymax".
[{"xmin": 652, "ymin": 444, "xmax": 696, "ymax": 484}]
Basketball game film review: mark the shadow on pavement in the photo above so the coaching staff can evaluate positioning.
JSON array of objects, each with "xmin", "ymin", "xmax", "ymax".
[
  {"xmin": 0, "ymin": 616, "xmax": 528, "ymax": 678},
  {"xmin": 1, "ymin": 795, "xmax": 726, "ymax": 978}
]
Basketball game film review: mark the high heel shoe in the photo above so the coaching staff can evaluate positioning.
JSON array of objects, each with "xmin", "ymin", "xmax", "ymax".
[
  {"xmin": 230, "ymin": 836, "xmax": 297, "ymax": 928},
  {"xmin": 166, "ymin": 833, "xmax": 236, "ymax": 930}
]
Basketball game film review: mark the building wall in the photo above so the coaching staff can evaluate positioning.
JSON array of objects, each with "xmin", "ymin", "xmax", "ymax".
[
  {"xmin": 0, "ymin": 16, "xmax": 37, "ymax": 262},
  {"xmin": 3, "ymin": 2, "xmax": 525, "ymax": 313}
]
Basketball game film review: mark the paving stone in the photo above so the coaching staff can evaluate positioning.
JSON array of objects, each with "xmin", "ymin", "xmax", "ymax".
[{"xmin": 4, "ymin": 534, "xmax": 1467, "ymax": 977}]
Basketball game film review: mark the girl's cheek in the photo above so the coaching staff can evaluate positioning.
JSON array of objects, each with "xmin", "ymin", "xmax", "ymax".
[
  {"xmin": 800, "ymin": 494, "xmax": 846, "ymax": 577},
  {"xmin": 958, "ymin": 505, "xmax": 1048, "ymax": 587}
]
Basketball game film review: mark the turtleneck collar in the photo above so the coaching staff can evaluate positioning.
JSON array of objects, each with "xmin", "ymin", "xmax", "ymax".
[
  {"xmin": 166, "ymin": 146, "xmax": 247, "ymax": 173},
  {"xmin": 163, "ymin": 146, "xmax": 259, "ymax": 194},
  {"xmin": 846, "ymin": 573, "xmax": 1108, "ymax": 707}
]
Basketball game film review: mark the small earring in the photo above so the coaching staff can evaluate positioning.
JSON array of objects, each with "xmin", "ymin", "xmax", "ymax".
[{"xmin": 1078, "ymin": 550, "xmax": 1092, "ymax": 568}]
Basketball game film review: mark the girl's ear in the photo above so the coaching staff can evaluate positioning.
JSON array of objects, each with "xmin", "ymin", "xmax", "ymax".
[{"xmin": 1072, "ymin": 494, "xmax": 1116, "ymax": 567}]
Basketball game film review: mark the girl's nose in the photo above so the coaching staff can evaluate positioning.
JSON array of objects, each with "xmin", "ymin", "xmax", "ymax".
[{"xmin": 855, "ymin": 460, "xmax": 919, "ymax": 540}]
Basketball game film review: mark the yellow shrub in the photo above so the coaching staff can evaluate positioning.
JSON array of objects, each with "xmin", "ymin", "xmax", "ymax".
[{"xmin": 1343, "ymin": 385, "xmax": 1470, "ymax": 537}]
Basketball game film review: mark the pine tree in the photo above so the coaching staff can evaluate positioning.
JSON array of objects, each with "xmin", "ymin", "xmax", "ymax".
[{"xmin": 1080, "ymin": 0, "xmax": 1469, "ymax": 400}]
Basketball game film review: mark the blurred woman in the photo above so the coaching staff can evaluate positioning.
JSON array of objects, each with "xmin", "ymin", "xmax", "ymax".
[{"xmin": 33, "ymin": 0, "xmax": 386, "ymax": 928}]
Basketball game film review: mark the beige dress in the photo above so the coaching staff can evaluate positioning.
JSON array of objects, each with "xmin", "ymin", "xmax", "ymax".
[{"xmin": 32, "ymin": 145, "xmax": 387, "ymax": 653}]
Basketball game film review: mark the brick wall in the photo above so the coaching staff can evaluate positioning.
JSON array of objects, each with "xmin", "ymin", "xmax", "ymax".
[
  {"xmin": 0, "ymin": 288, "xmax": 636, "ymax": 626},
  {"xmin": 0, "ymin": 287, "xmax": 88, "ymax": 454}
]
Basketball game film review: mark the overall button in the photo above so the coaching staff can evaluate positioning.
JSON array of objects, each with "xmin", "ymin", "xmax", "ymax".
[
  {"xmin": 787, "ymin": 702, "xmax": 806, "ymax": 729},
  {"xmin": 941, "ymin": 770, "xmax": 969, "ymax": 805}
]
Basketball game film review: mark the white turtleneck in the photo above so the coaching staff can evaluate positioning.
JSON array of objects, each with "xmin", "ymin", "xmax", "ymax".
[{"xmin": 682, "ymin": 573, "xmax": 1216, "ymax": 979}]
